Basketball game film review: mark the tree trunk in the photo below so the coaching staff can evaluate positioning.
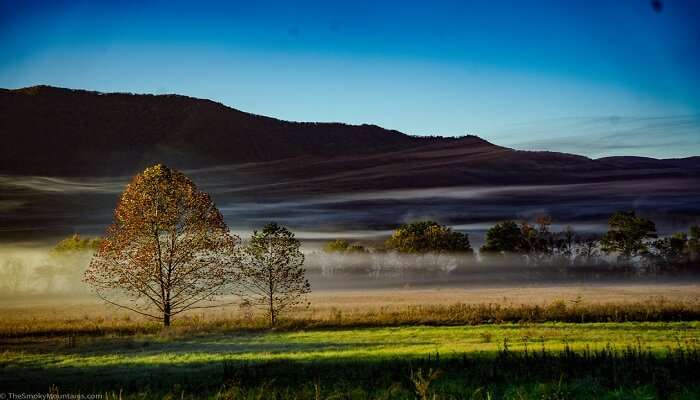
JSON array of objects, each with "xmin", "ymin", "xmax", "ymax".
[
  {"xmin": 269, "ymin": 297, "xmax": 275, "ymax": 327},
  {"xmin": 163, "ymin": 303, "xmax": 171, "ymax": 327}
]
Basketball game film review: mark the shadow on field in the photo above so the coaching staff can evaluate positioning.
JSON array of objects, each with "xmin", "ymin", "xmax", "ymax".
[{"xmin": 1, "ymin": 344, "xmax": 699, "ymax": 398}]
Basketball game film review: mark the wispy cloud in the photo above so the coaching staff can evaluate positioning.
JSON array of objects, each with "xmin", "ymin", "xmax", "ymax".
[
  {"xmin": 493, "ymin": 115, "xmax": 700, "ymax": 158},
  {"xmin": 0, "ymin": 175, "xmax": 128, "ymax": 194}
]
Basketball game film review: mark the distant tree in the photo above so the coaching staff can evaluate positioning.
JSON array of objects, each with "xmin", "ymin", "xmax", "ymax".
[
  {"xmin": 240, "ymin": 223, "xmax": 311, "ymax": 327},
  {"xmin": 558, "ymin": 225, "xmax": 576, "ymax": 258},
  {"xmin": 50, "ymin": 233, "xmax": 102, "ymax": 255},
  {"xmin": 84, "ymin": 164, "xmax": 241, "ymax": 327},
  {"xmin": 646, "ymin": 233, "xmax": 688, "ymax": 271},
  {"xmin": 346, "ymin": 243, "xmax": 368, "ymax": 253},
  {"xmin": 643, "ymin": 226, "xmax": 700, "ymax": 271},
  {"xmin": 689, "ymin": 225, "xmax": 700, "ymax": 263},
  {"xmin": 480, "ymin": 221, "xmax": 524, "ymax": 255},
  {"xmin": 518, "ymin": 221, "xmax": 537, "ymax": 254},
  {"xmin": 574, "ymin": 234, "xmax": 603, "ymax": 266},
  {"xmin": 385, "ymin": 221, "xmax": 473, "ymax": 254},
  {"xmin": 323, "ymin": 240, "xmax": 367, "ymax": 254},
  {"xmin": 600, "ymin": 211, "xmax": 657, "ymax": 263},
  {"xmin": 323, "ymin": 239, "xmax": 350, "ymax": 253},
  {"xmin": 481, "ymin": 216, "xmax": 577, "ymax": 266},
  {"xmin": 518, "ymin": 216, "xmax": 559, "ymax": 264}
]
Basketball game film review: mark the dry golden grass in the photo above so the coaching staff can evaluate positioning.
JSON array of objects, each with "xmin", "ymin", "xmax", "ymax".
[
  {"xmin": 4, "ymin": 282, "xmax": 699, "ymax": 318},
  {"xmin": 306, "ymin": 282, "xmax": 700, "ymax": 308},
  {"xmin": 1, "ymin": 282, "xmax": 699, "ymax": 338}
]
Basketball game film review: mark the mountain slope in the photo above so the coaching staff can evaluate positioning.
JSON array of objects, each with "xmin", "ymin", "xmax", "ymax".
[
  {"xmin": 1, "ymin": 85, "xmax": 698, "ymax": 189},
  {"xmin": 0, "ymin": 86, "xmax": 444, "ymax": 175}
]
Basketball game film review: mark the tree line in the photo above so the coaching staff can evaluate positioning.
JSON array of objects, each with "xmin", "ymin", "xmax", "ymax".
[
  {"xmin": 482, "ymin": 213, "xmax": 698, "ymax": 271},
  {"xmin": 321, "ymin": 215, "xmax": 700, "ymax": 273}
]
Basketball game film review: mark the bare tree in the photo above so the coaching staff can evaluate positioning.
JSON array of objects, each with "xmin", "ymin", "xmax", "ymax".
[
  {"xmin": 240, "ymin": 223, "xmax": 310, "ymax": 327},
  {"xmin": 84, "ymin": 164, "xmax": 241, "ymax": 326}
]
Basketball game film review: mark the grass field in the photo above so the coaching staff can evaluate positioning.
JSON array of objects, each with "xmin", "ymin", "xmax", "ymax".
[
  {"xmin": 2, "ymin": 285, "xmax": 700, "ymax": 398},
  {"xmin": 2, "ymin": 322, "xmax": 700, "ymax": 398}
]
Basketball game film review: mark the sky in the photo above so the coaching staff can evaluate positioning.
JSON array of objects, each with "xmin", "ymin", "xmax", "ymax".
[{"xmin": 1, "ymin": 0, "xmax": 699, "ymax": 158}]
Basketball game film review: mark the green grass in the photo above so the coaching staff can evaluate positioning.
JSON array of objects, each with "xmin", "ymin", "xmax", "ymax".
[{"xmin": 1, "ymin": 322, "xmax": 699, "ymax": 398}]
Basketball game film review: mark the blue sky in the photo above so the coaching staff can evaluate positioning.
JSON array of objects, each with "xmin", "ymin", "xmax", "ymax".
[{"xmin": 1, "ymin": 0, "xmax": 699, "ymax": 158}]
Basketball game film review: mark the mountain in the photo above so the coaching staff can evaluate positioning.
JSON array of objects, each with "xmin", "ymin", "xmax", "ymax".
[
  {"xmin": 1, "ymin": 85, "xmax": 699, "ymax": 242},
  {"xmin": 3, "ymin": 85, "xmax": 698, "ymax": 184},
  {"xmin": 0, "ymin": 85, "xmax": 444, "ymax": 176}
]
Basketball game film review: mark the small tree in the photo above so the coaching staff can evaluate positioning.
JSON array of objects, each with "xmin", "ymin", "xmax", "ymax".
[
  {"xmin": 574, "ymin": 233, "xmax": 602, "ymax": 266},
  {"xmin": 323, "ymin": 239, "xmax": 350, "ymax": 253},
  {"xmin": 646, "ymin": 233, "xmax": 688, "ymax": 271},
  {"xmin": 480, "ymin": 220, "xmax": 524, "ymax": 255},
  {"xmin": 84, "ymin": 164, "xmax": 241, "ymax": 326},
  {"xmin": 51, "ymin": 233, "xmax": 102, "ymax": 255},
  {"xmin": 601, "ymin": 211, "xmax": 657, "ymax": 263},
  {"xmin": 346, "ymin": 243, "xmax": 367, "ymax": 253},
  {"xmin": 240, "ymin": 223, "xmax": 310, "ymax": 327},
  {"xmin": 689, "ymin": 226, "xmax": 700, "ymax": 263},
  {"xmin": 385, "ymin": 221, "xmax": 473, "ymax": 254},
  {"xmin": 558, "ymin": 225, "xmax": 577, "ymax": 259}
]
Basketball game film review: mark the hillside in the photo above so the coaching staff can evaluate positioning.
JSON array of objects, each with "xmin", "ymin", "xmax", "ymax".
[
  {"xmin": 0, "ymin": 86, "xmax": 443, "ymax": 176},
  {"xmin": 3, "ymin": 85, "xmax": 698, "ymax": 186}
]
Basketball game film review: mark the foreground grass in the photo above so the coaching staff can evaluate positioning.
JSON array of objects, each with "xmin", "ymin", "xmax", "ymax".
[{"xmin": 1, "ymin": 322, "xmax": 699, "ymax": 398}]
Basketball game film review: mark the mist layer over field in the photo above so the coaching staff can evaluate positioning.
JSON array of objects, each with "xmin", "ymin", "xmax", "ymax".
[
  {"xmin": 2, "ymin": 162, "xmax": 700, "ymax": 243},
  {"xmin": 3, "ymin": 160, "xmax": 700, "ymax": 304},
  {"xmin": 2, "ymin": 243, "xmax": 699, "ymax": 304}
]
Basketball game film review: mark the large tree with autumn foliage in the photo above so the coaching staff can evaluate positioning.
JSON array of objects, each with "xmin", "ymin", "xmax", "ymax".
[{"xmin": 84, "ymin": 164, "xmax": 241, "ymax": 326}]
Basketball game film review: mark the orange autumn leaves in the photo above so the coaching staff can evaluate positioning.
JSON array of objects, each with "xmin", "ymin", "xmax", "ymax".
[{"xmin": 84, "ymin": 164, "xmax": 241, "ymax": 326}]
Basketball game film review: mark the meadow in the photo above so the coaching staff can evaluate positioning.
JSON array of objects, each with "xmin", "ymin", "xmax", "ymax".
[
  {"xmin": 2, "ymin": 285, "xmax": 700, "ymax": 399},
  {"xmin": 1, "ymin": 322, "xmax": 699, "ymax": 398}
]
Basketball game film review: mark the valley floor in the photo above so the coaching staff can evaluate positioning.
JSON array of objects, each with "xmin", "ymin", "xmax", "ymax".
[
  {"xmin": 1, "ymin": 322, "xmax": 699, "ymax": 398},
  {"xmin": 2, "ymin": 283, "xmax": 700, "ymax": 398}
]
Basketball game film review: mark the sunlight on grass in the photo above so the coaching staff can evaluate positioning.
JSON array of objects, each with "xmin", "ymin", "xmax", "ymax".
[{"xmin": 3, "ymin": 322, "xmax": 698, "ymax": 370}]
